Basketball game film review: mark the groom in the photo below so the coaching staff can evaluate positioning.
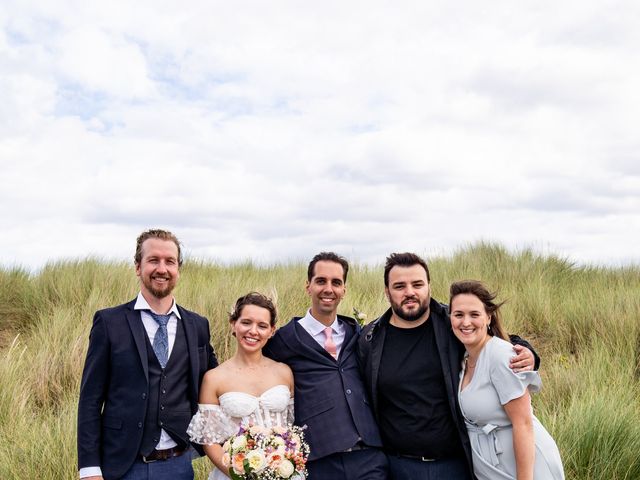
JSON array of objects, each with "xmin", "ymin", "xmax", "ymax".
[
  {"xmin": 264, "ymin": 252, "xmax": 388, "ymax": 480},
  {"xmin": 77, "ymin": 229, "xmax": 217, "ymax": 480}
]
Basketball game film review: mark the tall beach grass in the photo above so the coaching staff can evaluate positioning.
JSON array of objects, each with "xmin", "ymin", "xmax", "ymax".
[{"xmin": 0, "ymin": 243, "xmax": 638, "ymax": 479}]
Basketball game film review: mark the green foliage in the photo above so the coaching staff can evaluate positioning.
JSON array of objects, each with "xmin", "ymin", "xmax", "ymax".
[
  {"xmin": 0, "ymin": 243, "xmax": 639, "ymax": 479},
  {"xmin": 0, "ymin": 267, "xmax": 38, "ymax": 332}
]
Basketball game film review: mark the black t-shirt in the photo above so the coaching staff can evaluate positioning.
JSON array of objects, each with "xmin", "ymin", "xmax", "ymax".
[{"xmin": 377, "ymin": 320, "xmax": 464, "ymax": 458}]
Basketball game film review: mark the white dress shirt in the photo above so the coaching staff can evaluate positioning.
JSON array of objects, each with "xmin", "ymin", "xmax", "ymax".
[
  {"xmin": 79, "ymin": 293, "xmax": 181, "ymax": 479},
  {"xmin": 298, "ymin": 309, "xmax": 346, "ymax": 358}
]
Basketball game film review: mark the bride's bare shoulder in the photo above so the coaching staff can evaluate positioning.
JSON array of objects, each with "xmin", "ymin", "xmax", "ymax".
[
  {"xmin": 201, "ymin": 360, "xmax": 237, "ymax": 390},
  {"xmin": 265, "ymin": 358, "xmax": 294, "ymax": 390}
]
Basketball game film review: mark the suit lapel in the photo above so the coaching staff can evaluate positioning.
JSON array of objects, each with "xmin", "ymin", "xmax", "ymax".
[
  {"xmin": 290, "ymin": 320, "xmax": 337, "ymax": 364},
  {"xmin": 178, "ymin": 307, "xmax": 199, "ymax": 395},
  {"xmin": 125, "ymin": 303, "xmax": 149, "ymax": 381},
  {"xmin": 338, "ymin": 318, "xmax": 357, "ymax": 363}
]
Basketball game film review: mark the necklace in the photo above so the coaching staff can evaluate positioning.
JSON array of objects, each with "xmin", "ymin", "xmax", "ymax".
[{"xmin": 465, "ymin": 356, "xmax": 477, "ymax": 369}]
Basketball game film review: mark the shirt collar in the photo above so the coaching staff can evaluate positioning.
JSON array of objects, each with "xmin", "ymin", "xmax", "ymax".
[
  {"xmin": 134, "ymin": 292, "xmax": 181, "ymax": 319},
  {"xmin": 301, "ymin": 308, "xmax": 340, "ymax": 335}
]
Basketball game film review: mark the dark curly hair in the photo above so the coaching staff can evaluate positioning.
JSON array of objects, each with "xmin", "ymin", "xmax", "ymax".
[{"xmin": 229, "ymin": 292, "xmax": 277, "ymax": 327}]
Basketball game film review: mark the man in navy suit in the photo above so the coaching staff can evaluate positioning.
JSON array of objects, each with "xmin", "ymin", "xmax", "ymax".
[
  {"xmin": 77, "ymin": 229, "xmax": 218, "ymax": 480},
  {"xmin": 264, "ymin": 252, "xmax": 388, "ymax": 480}
]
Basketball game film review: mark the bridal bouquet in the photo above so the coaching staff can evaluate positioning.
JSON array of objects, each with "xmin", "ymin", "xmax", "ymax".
[{"xmin": 223, "ymin": 424, "xmax": 309, "ymax": 480}]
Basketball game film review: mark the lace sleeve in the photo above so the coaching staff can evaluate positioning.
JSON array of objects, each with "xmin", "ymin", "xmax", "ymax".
[
  {"xmin": 187, "ymin": 404, "xmax": 239, "ymax": 445},
  {"xmin": 287, "ymin": 397, "xmax": 295, "ymax": 426}
]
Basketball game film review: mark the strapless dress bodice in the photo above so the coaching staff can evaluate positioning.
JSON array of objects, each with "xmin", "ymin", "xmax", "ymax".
[
  {"xmin": 187, "ymin": 384, "xmax": 294, "ymax": 446},
  {"xmin": 219, "ymin": 384, "xmax": 291, "ymax": 418}
]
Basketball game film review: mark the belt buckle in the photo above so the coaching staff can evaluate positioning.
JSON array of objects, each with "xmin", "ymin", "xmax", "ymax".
[
  {"xmin": 141, "ymin": 454, "xmax": 158, "ymax": 464},
  {"xmin": 421, "ymin": 456, "xmax": 436, "ymax": 462}
]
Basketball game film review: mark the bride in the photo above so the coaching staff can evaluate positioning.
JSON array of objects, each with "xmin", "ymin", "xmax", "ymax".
[{"xmin": 188, "ymin": 292, "xmax": 295, "ymax": 480}]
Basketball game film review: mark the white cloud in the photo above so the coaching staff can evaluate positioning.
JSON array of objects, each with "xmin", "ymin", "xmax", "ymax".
[
  {"xmin": 56, "ymin": 27, "xmax": 154, "ymax": 99},
  {"xmin": 0, "ymin": 0, "xmax": 639, "ymax": 270}
]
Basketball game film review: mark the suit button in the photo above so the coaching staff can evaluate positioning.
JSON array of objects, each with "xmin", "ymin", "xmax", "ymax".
[
  {"xmin": 162, "ymin": 389, "xmax": 166, "ymax": 394},
  {"xmin": 137, "ymin": 422, "xmax": 143, "ymax": 428},
  {"xmin": 161, "ymin": 405, "xmax": 165, "ymax": 410},
  {"xmin": 142, "ymin": 393, "xmax": 147, "ymax": 399},
  {"xmin": 159, "ymin": 421, "xmax": 163, "ymax": 426},
  {"xmin": 346, "ymin": 389, "xmax": 352, "ymax": 394}
]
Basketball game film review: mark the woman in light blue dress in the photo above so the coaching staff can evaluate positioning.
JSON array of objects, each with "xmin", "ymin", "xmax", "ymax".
[{"xmin": 449, "ymin": 280, "xmax": 564, "ymax": 480}]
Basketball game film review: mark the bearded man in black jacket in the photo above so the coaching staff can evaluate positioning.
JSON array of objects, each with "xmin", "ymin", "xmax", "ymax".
[{"xmin": 358, "ymin": 252, "xmax": 539, "ymax": 480}]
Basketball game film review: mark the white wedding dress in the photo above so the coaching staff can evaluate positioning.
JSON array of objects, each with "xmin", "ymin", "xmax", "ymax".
[{"xmin": 187, "ymin": 384, "xmax": 294, "ymax": 480}]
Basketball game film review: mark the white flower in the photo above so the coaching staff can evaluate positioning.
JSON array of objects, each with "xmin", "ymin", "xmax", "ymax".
[
  {"xmin": 246, "ymin": 450, "xmax": 267, "ymax": 472},
  {"xmin": 353, "ymin": 307, "xmax": 368, "ymax": 326},
  {"xmin": 231, "ymin": 435, "xmax": 247, "ymax": 450},
  {"xmin": 277, "ymin": 459, "xmax": 295, "ymax": 478},
  {"xmin": 289, "ymin": 433, "xmax": 301, "ymax": 449},
  {"xmin": 272, "ymin": 436, "xmax": 286, "ymax": 448}
]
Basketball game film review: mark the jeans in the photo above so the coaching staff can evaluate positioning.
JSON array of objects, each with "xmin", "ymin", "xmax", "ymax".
[
  {"xmin": 120, "ymin": 451, "xmax": 194, "ymax": 480},
  {"xmin": 387, "ymin": 455, "xmax": 472, "ymax": 480}
]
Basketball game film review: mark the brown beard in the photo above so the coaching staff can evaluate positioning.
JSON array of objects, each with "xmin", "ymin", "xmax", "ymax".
[
  {"xmin": 391, "ymin": 298, "xmax": 429, "ymax": 322},
  {"xmin": 144, "ymin": 276, "xmax": 175, "ymax": 299}
]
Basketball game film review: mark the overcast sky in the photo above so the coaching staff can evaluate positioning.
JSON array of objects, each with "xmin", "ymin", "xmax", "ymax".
[{"xmin": 1, "ymin": 1, "xmax": 639, "ymax": 271}]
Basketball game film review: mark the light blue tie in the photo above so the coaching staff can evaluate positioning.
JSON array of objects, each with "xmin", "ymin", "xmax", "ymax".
[{"xmin": 148, "ymin": 311, "xmax": 171, "ymax": 368}]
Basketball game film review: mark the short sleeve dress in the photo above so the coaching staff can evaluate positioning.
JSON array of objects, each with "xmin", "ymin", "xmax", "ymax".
[{"xmin": 458, "ymin": 337, "xmax": 564, "ymax": 480}]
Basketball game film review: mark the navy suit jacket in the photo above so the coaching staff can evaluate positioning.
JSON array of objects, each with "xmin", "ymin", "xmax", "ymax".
[
  {"xmin": 264, "ymin": 315, "xmax": 382, "ymax": 461},
  {"xmin": 77, "ymin": 299, "xmax": 217, "ymax": 479}
]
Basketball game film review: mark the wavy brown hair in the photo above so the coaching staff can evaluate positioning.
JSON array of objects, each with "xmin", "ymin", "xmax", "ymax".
[
  {"xmin": 134, "ymin": 229, "xmax": 183, "ymax": 267},
  {"xmin": 449, "ymin": 280, "xmax": 508, "ymax": 340}
]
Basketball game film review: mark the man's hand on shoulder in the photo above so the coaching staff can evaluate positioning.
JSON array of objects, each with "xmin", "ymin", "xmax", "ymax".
[{"xmin": 509, "ymin": 344, "xmax": 535, "ymax": 372}]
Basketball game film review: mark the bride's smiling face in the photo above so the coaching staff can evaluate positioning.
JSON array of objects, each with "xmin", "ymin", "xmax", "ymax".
[{"xmin": 231, "ymin": 304, "xmax": 275, "ymax": 351}]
